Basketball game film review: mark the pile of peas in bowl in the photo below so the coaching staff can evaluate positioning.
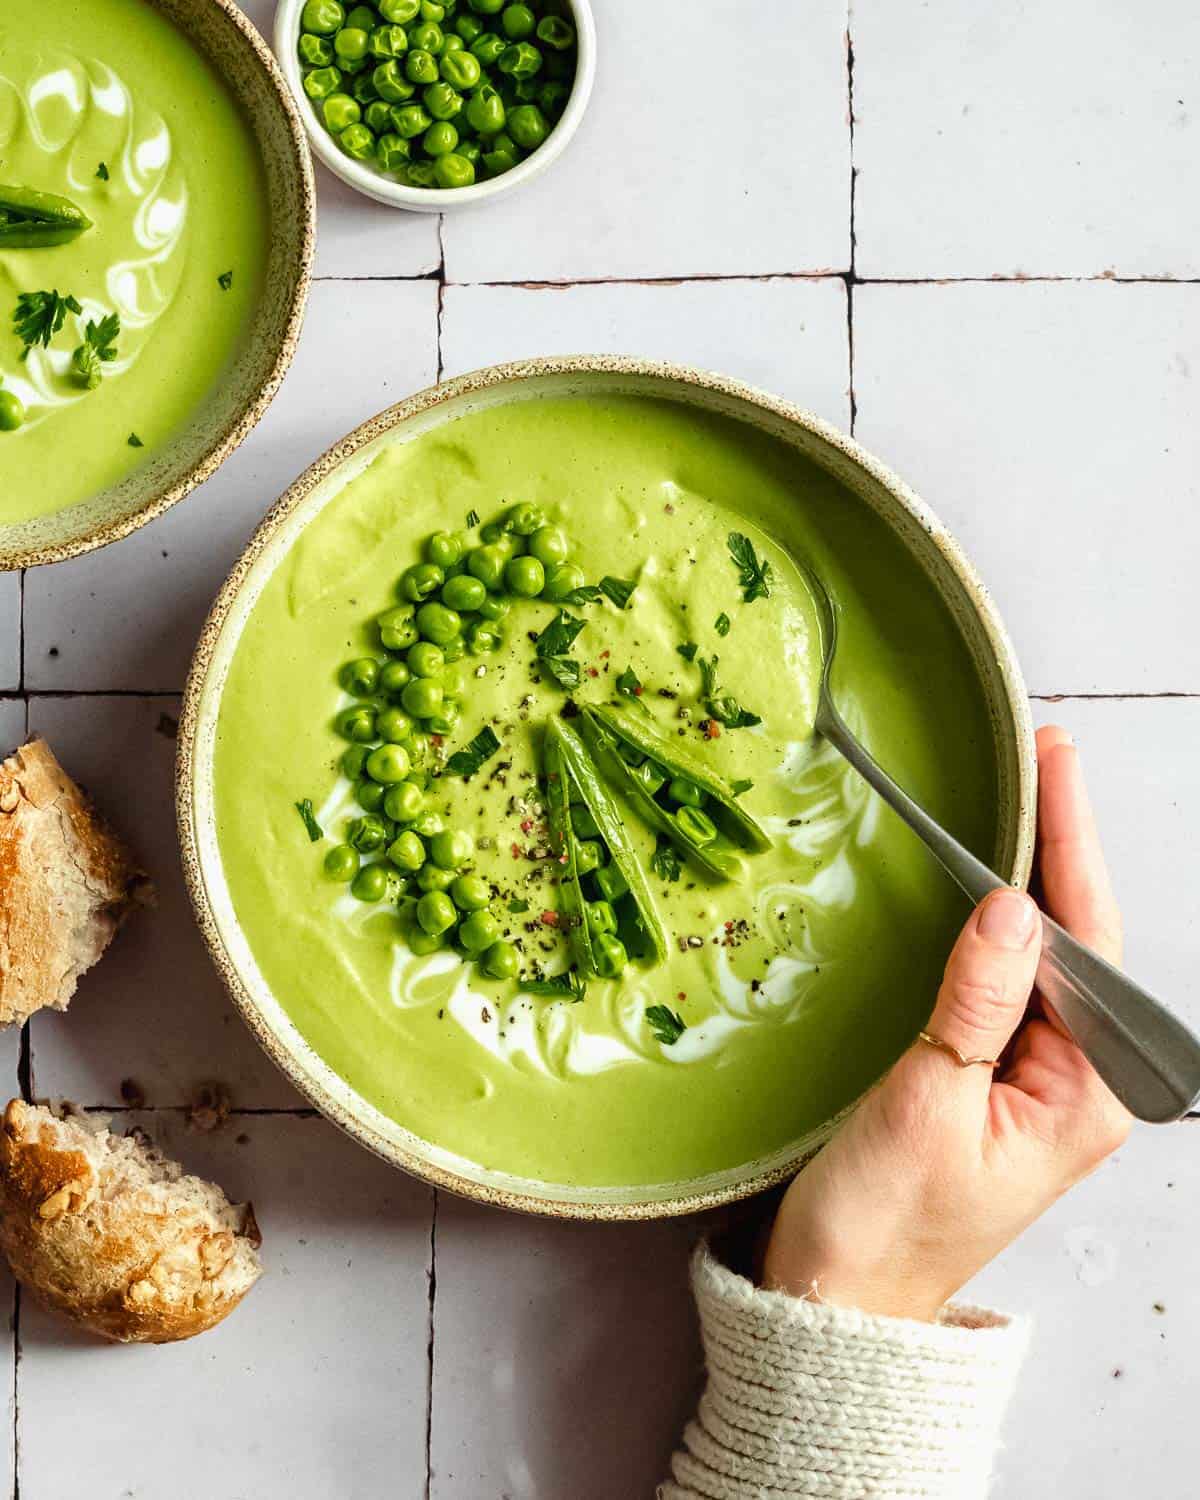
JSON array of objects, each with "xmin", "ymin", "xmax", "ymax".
[{"xmin": 297, "ymin": 0, "xmax": 579, "ymax": 190}]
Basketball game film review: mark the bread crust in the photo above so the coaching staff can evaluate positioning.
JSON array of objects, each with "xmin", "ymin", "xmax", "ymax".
[
  {"xmin": 0, "ymin": 1100, "xmax": 263, "ymax": 1343},
  {"xmin": 0, "ymin": 737, "xmax": 152, "ymax": 1027}
]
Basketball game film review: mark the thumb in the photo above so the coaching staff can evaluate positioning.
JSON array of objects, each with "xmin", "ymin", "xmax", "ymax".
[{"xmin": 921, "ymin": 888, "xmax": 1042, "ymax": 1083}]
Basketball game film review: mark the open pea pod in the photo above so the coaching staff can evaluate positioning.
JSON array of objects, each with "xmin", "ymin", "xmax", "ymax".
[
  {"xmin": 548, "ymin": 719, "xmax": 669, "ymax": 967},
  {"xmin": 543, "ymin": 727, "xmax": 595, "ymax": 977},
  {"xmin": 0, "ymin": 186, "xmax": 92, "ymax": 248}
]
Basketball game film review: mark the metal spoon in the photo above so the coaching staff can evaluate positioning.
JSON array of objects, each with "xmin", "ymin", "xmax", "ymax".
[{"xmin": 798, "ymin": 559, "xmax": 1200, "ymax": 1123}]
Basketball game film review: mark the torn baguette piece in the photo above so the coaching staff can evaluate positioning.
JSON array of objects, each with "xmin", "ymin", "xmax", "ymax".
[
  {"xmin": 0, "ymin": 736, "xmax": 152, "ymax": 1027},
  {"xmin": 0, "ymin": 1099, "xmax": 262, "ymax": 1343}
]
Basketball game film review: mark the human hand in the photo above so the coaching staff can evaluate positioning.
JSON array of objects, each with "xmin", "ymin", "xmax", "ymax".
[{"xmin": 761, "ymin": 725, "xmax": 1132, "ymax": 1321}]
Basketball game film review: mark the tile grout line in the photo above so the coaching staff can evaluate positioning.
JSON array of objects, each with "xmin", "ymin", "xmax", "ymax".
[
  {"xmin": 435, "ymin": 213, "xmax": 446, "ymax": 385},
  {"xmin": 310, "ymin": 271, "xmax": 1200, "ymax": 289},
  {"xmin": 423, "ymin": 1188, "xmax": 439, "ymax": 1500}
]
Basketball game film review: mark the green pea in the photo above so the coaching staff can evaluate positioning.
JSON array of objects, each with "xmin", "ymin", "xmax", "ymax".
[
  {"xmin": 334, "ymin": 26, "xmax": 371, "ymax": 62},
  {"xmin": 377, "ymin": 605, "xmax": 418, "ymax": 650},
  {"xmin": 481, "ymin": 140, "xmax": 520, "ymax": 176},
  {"xmin": 466, "ymin": 621, "xmax": 501, "ymax": 654},
  {"xmin": 481, "ymin": 939, "xmax": 519, "ymax": 979},
  {"xmin": 353, "ymin": 68, "xmax": 382, "ymax": 101},
  {"xmin": 299, "ymin": 33, "xmax": 335, "ymax": 65},
  {"xmin": 536, "ymin": 14, "xmax": 574, "ymax": 50},
  {"xmin": 322, "ymin": 92, "xmax": 361, "ymax": 131},
  {"xmin": 501, "ymin": 3, "xmax": 534, "ymax": 39},
  {"xmin": 470, "ymin": 30, "xmax": 506, "ymax": 65},
  {"xmin": 513, "ymin": 76, "xmax": 540, "ymax": 102},
  {"xmin": 423, "ymin": 80, "xmax": 463, "ymax": 118},
  {"xmin": 465, "ymin": 82, "xmax": 505, "ymax": 134},
  {"xmin": 666, "ymin": 777, "xmax": 703, "ymax": 809},
  {"xmin": 348, "ymin": 813, "xmax": 390, "ymax": 853},
  {"xmin": 477, "ymin": 594, "xmax": 510, "ymax": 622},
  {"xmin": 427, "ymin": 699, "xmax": 462, "ymax": 734},
  {"xmin": 412, "ymin": 809, "xmax": 445, "ymax": 838},
  {"xmin": 407, "ymin": 734, "xmax": 434, "ymax": 771},
  {"xmin": 370, "ymin": 22, "xmax": 409, "ymax": 56},
  {"xmin": 401, "ymin": 677, "xmax": 445, "ymax": 719},
  {"xmin": 458, "ymin": 909, "xmax": 500, "ymax": 954},
  {"xmin": 354, "ymin": 777, "xmax": 387, "ymax": 812},
  {"xmin": 675, "ymin": 805, "xmax": 717, "ymax": 846},
  {"xmin": 365, "ymin": 99, "xmax": 393, "ymax": 131},
  {"xmin": 324, "ymin": 843, "xmax": 360, "ymax": 881},
  {"xmin": 426, "ymin": 530, "xmax": 463, "ymax": 568},
  {"xmin": 586, "ymin": 900, "xmax": 618, "ymax": 936},
  {"xmin": 379, "ymin": 659, "xmax": 412, "ymax": 697},
  {"xmin": 410, "ymin": 19, "xmax": 444, "ymax": 51},
  {"xmin": 574, "ymin": 839, "xmax": 601, "ymax": 876},
  {"xmin": 594, "ymin": 862, "xmax": 629, "ymax": 903},
  {"xmin": 341, "ymin": 743, "xmax": 370, "ymax": 779},
  {"xmin": 405, "ymin": 641, "xmax": 443, "ymax": 678},
  {"xmin": 498, "ymin": 41, "xmax": 541, "ymax": 79},
  {"xmin": 404, "ymin": 159, "xmax": 437, "ymax": 187},
  {"xmin": 506, "ymin": 101, "xmax": 548, "ymax": 148},
  {"xmin": 570, "ymin": 802, "xmax": 599, "ymax": 840},
  {"xmin": 301, "ymin": 0, "xmax": 344, "ymax": 34},
  {"xmin": 408, "ymin": 926, "xmax": 444, "ymax": 955},
  {"xmin": 377, "ymin": 131, "xmax": 411, "ymax": 170},
  {"xmin": 339, "ymin": 122, "xmax": 376, "ymax": 158},
  {"xmin": 0, "ymin": 386, "xmax": 23, "ymax": 433},
  {"xmin": 500, "ymin": 501, "xmax": 539, "ymax": 534},
  {"xmin": 387, "ymin": 828, "xmax": 426, "ymax": 870},
  {"xmin": 415, "ymin": 600, "xmax": 461, "ymax": 644},
  {"xmin": 433, "ymin": 151, "xmax": 474, "ymax": 186},
  {"xmin": 417, "ymin": 891, "xmax": 457, "ymax": 935},
  {"xmin": 339, "ymin": 657, "xmax": 379, "ymax": 696},
  {"xmin": 537, "ymin": 79, "xmax": 570, "ymax": 117},
  {"xmin": 450, "ymin": 873, "xmax": 490, "ymax": 911},
  {"xmin": 541, "ymin": 561, "xmax": 585, "ymax": 602},
  {"xmin": 375, "ymin": 58, "xmax": 416, "ymax": 100},
  {"xmin": 398, "ymin": 561, "xmax": 443, "ymax": 602},
  {"xmin": 468, "ymin": 0, "xmax": 505, "ymax": 18},
  {"xmin": 384, "ymin": 781, "xmax": 426, "ymax": 823},
  {"xmin": 391, "ymin": 99, "xmax": 433, "ymax": 135},
  {"xmin": 405, "ymin": 48, "xmax": 439, "ymax": 82},
  {"xmin": 351, "ymin": 863, "xmax": 390, "ymax": 902},
  {"xmin": 466, "ymin": 543, "xmax": 506, "ymax": 590},
  {"xmin": 631, "ymin": 760, "xmax": 666, "ymax": 796},
  {"xmin": 455, "ymin": 13, "xmax": 484, "ymax": 41},
  {"xmin": 456, "ymin": 138, "xmax": 481, "ymax": 167},
  {"xmin": 504, "ymin": 555, "xmax": 544, "ymax": 597},
  {"xmin": 366, "ymin": 742, "xmax": 412, "ymax": 783},
  {"xmin": 345, "ymin": 4, "xmax": 378, "ymax": 28},
  {"xmin": 303, "ymin": 65, "xmax": 343, "ymax": 99},
  {"xmin": 441, "ymin": 32, "xmax": 465, "ymax": 53},
  {"xmin": 439, "ymin": 47, "xmax": 480, "ymax": 88},
  {"xmin": 592, "ymin": 933, "xmax": 628, "ymax": 980},
  {"xmin": 430, "ymin": 828, "xmax": 473, "ymax": 869},
  {"xmin": 440, "ymin": 635, "xmax": 466, "ymax": 663},
  {"xmin": 527, "ymin": 525, "xmax": 567, "ymax": 566},
  {"xmin": 420, "ymin": 0, "xmax": 445, "ymax": 19},
  {"xmin": 440, "ymin": 573, "xmax": 485, "ymax": 612},
  {"xmin": 336, "ymin": 703, "xmax": 377, "ymax": 743},
  {"xmin": 377, "ymin": 705, "xmax": 414, "ymax": 743},
  {"xmin": 379, "ymin": 0, "xmax": 419, "ymax": 20},
  {"xmin": 423, "ymin": 120, "xmax": 459, "ymax": 155}
]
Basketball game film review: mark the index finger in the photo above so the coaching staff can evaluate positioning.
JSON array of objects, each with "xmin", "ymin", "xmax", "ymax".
[{"xmin": 1035, "ymin": 725, "xmax": 1123, "ymax": 965}]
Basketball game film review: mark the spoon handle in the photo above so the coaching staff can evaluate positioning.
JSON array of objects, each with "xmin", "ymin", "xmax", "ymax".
[{"xmin": 817, "ymin": 699, "xmax": 1200, "ymax": 1123}]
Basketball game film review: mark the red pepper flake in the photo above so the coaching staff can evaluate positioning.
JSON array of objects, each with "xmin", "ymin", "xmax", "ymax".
[
  {"xmin": 633, "ymin": 684, "xmax": 643, "ymax": 696},
  {"xmin": 703, "ymin": 719, "xmax": 721, "ymax": 740},
  {"xmin": 587, "ymin": 667, "xmax": 599, "ymax": 678},
  {"xmin": 677, "ymin": 991, "xmax": 686, "ymax": 1003},
  {"xmin": 511, "ymin": 842, "xmax": 523, "ymax": 859},
  {"xmin": 540, "ymin": 910, "xmax": 559, "ymax": 927},
  {"xmin": 520, "ymin": 818, "xmax": 533, "ymax": 834},
  {"xmin": 724, "ymin": 920, "xmax": 734, "ymax": 930},
  {"xmin": 664, "ymin": 502, "xmax": 675, "ymax": 514},
  {"xmin": 599, "ymin": 649, "xmax": 610, "ymax": 659},
  {"xmin": 430, "ymin": 733, "xmax": 444, "ymax": 747}
]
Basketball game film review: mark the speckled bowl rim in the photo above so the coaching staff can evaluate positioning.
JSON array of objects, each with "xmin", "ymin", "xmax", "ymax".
[
  {"xmin": 177, "ymin": 356, "xmax": 1037, "ymax": 1222},
  {"xmin": 3, "ymin": 0, "xmax": 316, "ymax": 571}
]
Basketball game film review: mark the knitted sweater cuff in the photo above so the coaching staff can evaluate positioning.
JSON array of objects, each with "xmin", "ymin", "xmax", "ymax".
[{"xmin": 661, "ymin": 1244, "xmax": 1029, "ymax": 1500}]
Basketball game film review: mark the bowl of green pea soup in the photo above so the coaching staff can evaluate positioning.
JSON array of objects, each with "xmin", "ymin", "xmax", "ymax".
[{"xmin": 275, "ymin": 0, "xmax": 596, "ymax": 208}]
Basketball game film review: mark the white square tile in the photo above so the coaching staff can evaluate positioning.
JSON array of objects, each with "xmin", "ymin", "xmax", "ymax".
[
  {"xmin": 0, "ymin": 576, "xmax": 18, "ymax": 690},
  {"xmin": 17, "ymin": 1113, "xmax": 433, "ymax": 1500},
  {"xmin": 24, "ymin": 280, "xmax": 439, "ymax": 692},
  {"xmin": 853, "ymin": 1, "xmax": 1200, "ymax": 278},
  {"xmin": 26, "ymin": 696, "xmax": 306, "ymax": 1109},
  {"xmin": 1031, "ymin": 699, "xmax": 1200, "ymax": 1035},
  {"xmin": 236, "ymin": 0, "xmax": 443, "ymax": 280},
  {"xmin": 442, "ymin": 278, "xmax": 851, "ymax": 426},
  {"xmin": 430, "ymin": 1195, "xmax": 702, "ymax": 1499},
  {"xmin": 966, "ymin": 1124, "xmax": 1199, "ymax": 1498},
  {"xmin": 853, "ymin": 282, "xmax": 1200, "ymax": 694},
  {"xmin": 442, "ymin": 1, "xmax": 850, "ymax": 283}
]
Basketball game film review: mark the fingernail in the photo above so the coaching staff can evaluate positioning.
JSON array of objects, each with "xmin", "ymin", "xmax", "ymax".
[{"xmin": 978, "ymin": 889, "xmax": 1037, "ymax": 949}]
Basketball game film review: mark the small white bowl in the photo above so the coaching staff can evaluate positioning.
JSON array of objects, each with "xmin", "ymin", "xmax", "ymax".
[{"xmin": 273, "ymin": 0, "xmax": 596, "ymax": 212}]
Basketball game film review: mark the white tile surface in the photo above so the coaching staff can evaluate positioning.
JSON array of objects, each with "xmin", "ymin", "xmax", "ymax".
[
  {"xmin": 441, "ymin": 277, "xmax": 851, "ymax": 426},
  {"xmin": 853, "ymin": 0, "xmax": 1200, "ymax": 278},
  {"xmin": 0, "ymin": 576, "xmax": 18, "ymax": 690},
  {"xmin": 441, "ymin": 1, "xmax": 850, "ymax": 283},
  {"xmin": 23, "ymin": 280, "xmax": 439, "ymax": 692},
  {"xmin": 17, "ymin": 1113, "xmax": 434, "ymax": 1500},
  {"xmin": 430, "ymin": 1195, "xmax": 703, "ymax": 1500},
  {"xmin": 26, "ymin": 696, "xmax": 307, "ymax": 1108},
  {"xmin": 853, "ymin": 281, "xmax": 1200, "ymax": 695}
]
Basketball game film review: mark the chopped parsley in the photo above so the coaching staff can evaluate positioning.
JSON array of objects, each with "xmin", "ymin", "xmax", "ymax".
[
  {"xmin": 559, "ymin": 583, "xmax": 602, "ymax": 605},
  {"xmin": 443, "ymin": 724, "xmax": 501, "ymax": 778},
  {"xmin": 508, "ymin": 897, "xmax": 530, "ymax": 914},
  {"xmin": 697, "ymin": 654, "xmax": 761, "ymax": 729},
  {"xmin": 294, "ymin": 798, "xmax": 323, "ymax": 842},
  {"xmin": 13, "ymin": 289, "xmax": 81, "ymax": 359},
  {"xmin": 535, "ymin": 609, "xmax": 586, "ymax": 691},
  {"xmin": 598, "ymin": 575, "xmax": 636, "ymax": 610},
  {"xmin": 127, "ymin": 431, "xmax": 144, "ymax": 447},
  {"xmin": 714, "ymin": 611, "xmax": 731, "ymax": 637},
  {"xmin": 645, "ymin": 1005, "xmax": 686, "ymax": 1045},
  {"xmin": 727, "ymin": 531, "xmax": 772, "ymax": 603},
  {"xmin": 650, "ymin": 837, "xmax": 682, "ymax": 883},
  {"xmin": 730, "ymin": 778, "xmax": 754, "ymax": 797},
  {"xmin": 676, "ymin": 641, "xmax": 698, "ymax": 663},
  {"xmin": 217, "ymin": 270, "xmax": 234, "ymax": 291},
  {"xmin": 95, "ymin": 162, "xmax": 110, "ymax": 181},
  {"xmin": 71, "ymin": 312, "xmax": 120, "ymax": 390},
  {"xmin": 465, "ymin": 508, "xmax": 480, "ymax": 528},
  {"xmin": 615, "ymin": 665, "xmax": 643, "ymax": 699},
  {"xmin": 521, "ymin": 970, "xmax": 587, "ymax": 1003}
]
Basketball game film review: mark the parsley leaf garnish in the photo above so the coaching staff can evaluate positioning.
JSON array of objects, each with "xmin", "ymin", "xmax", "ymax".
[
  {"xmin": 96, "ymin": 162, "xmax": 109, "ymax": 181},
  {"xmin": 521, "ymin": 971, "xmax": 587, "ymax": 1003},
  {"xmin": 295, "ymin": 798, "xmax": 323, "ymax": 842},
  {"xmin": 615, "ymin": 665, "xmax": 642, "ymax": 699},
  {"xmin": 535, "ymin": 610, "xmax": 586, "ymax": 691},
  {"xmin": 676, "ymin": 641, "xmax": 698, "ymax": 663},
  {"xmin": 560, "ymin": 584, "xmax": 602, "ymax": 605},
  {"xmin": 218, "ymin": 270, "xmax": 233, "ymax": 290},
  {"xmin": 598, "ymin": 575, "xmax": 636, "ymax": 610},
  {"xmin": 727, "ymin": 532, "xmax": 772, "ymax": 603},
  {"xmin": 698, "ymin": 653, "xmax": 720, "ymax": 697},
  {"xmin": 646, "ymin": 1005, "xmax": 686, "ymax": 1045},
  {"xmin": 508, "ymin": 897, "xmax": 530, "ymax": 914},
  {"xmin": 443, "ymin": 724, "xmax": 501, "ymax": 778},
  {"xmin": 714, "ymin": 611, "xmax": 731, "ymax": 637},
  {"xmin": 465, "ymin": 508, "xmax": 480, "ymax": 528},
  {"xmin": 650, "ymin": 837, "xmax": 682, "ymax": 883},
  {"xmin": 696, "ymin": 654, "xmax": 761, "ymax": 729},
  {"xmin": 730, "ymin": 778, "xmax": 754, "ymax": 797},
  {"xmin": 13, "ymin": 290, "xmax": 81, "ymax": 359},
  {"xmin": 127, "ymin": 431, "xmax": 144, "ymax": 447},
  {"xmin": 71, "ymin": 311, "xmax": 120, "ymax": 389}
]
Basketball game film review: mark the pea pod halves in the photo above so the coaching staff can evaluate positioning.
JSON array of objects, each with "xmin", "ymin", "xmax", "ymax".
[
  {"xmin": 0, "ymin": 186, "xmax": 93, "ymax": 248},
  {"xmin": 543, "ymin": 727, "xmax": 595, "ymax": 977}
]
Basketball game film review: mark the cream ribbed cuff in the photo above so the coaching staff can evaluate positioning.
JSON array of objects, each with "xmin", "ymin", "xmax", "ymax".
[{"xmin": 660, "ymin": 1245, "xmax": 1029, "ymax": 1500}]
